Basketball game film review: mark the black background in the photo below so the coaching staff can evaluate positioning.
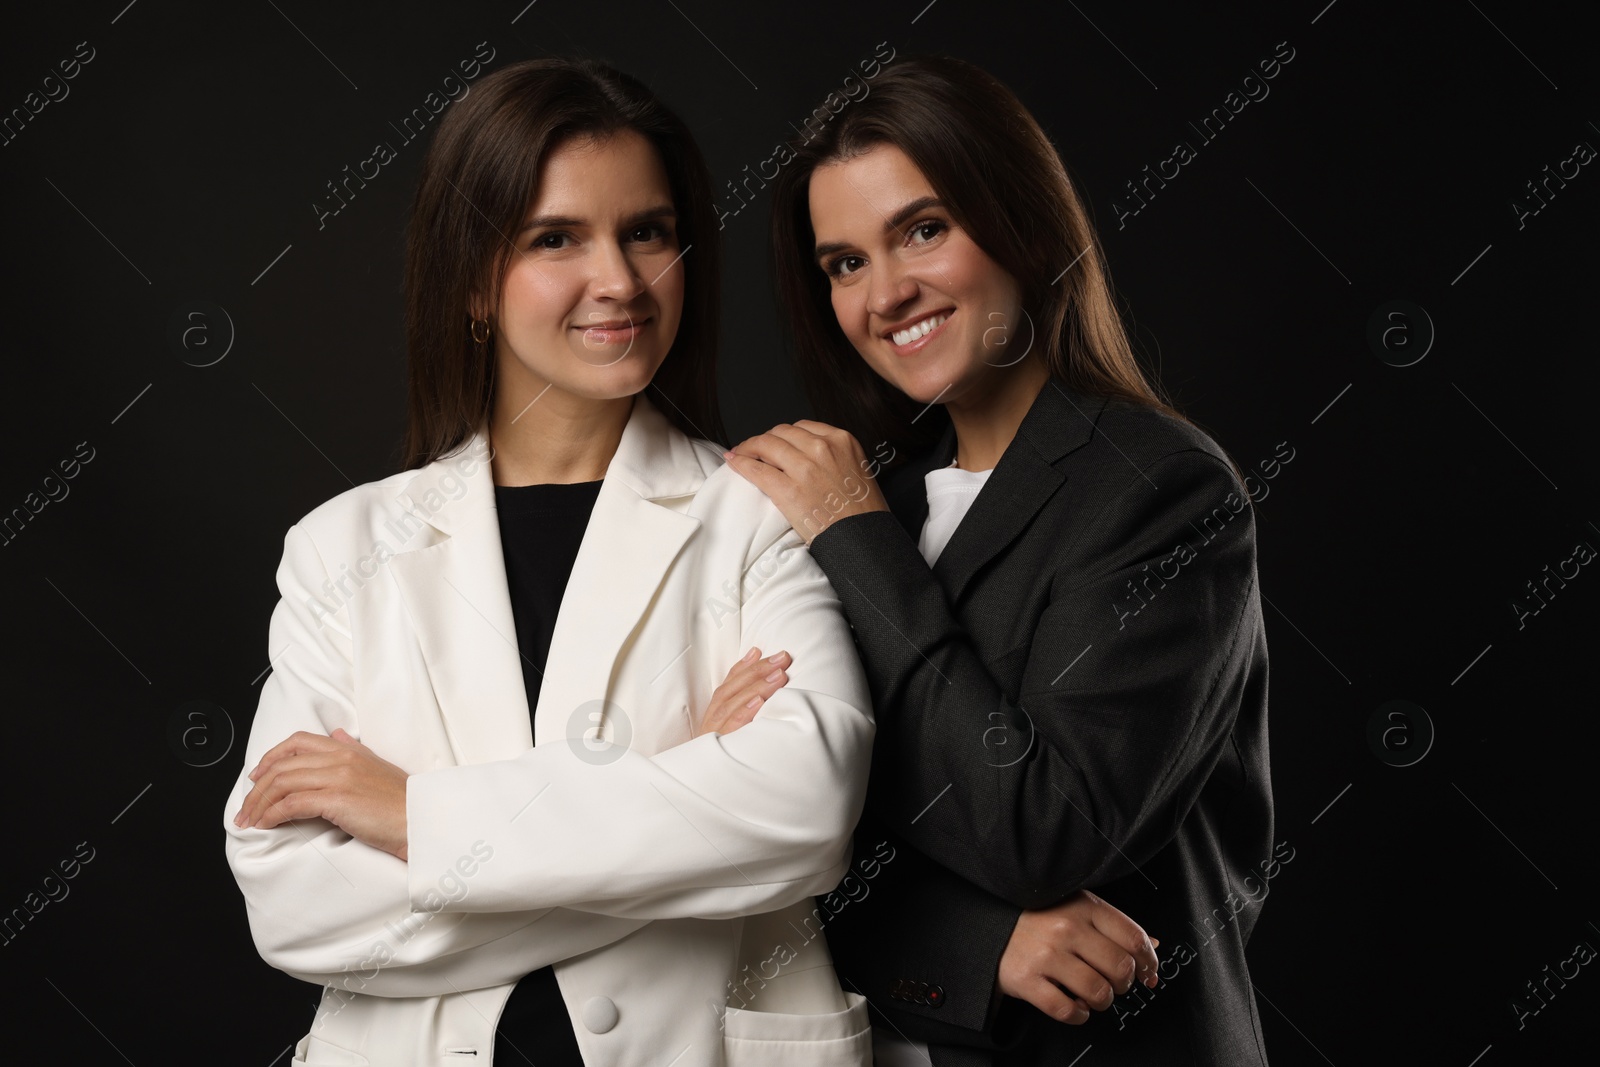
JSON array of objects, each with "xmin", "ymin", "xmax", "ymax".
[{"xmin": 1, "ymin": 1, "xmax": 1595, "ymax": 1063}]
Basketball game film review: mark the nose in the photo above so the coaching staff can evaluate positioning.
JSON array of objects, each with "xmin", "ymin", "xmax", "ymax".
[
  {"xmin": 867, "ymin": 259, "xmax": 918, "ymax": 320},
  {"xmin": 589, "ymin": 237, "xmax": 646, "ymax": 304}
]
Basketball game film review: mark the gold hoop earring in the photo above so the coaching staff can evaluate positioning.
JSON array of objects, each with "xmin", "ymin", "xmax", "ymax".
[{"xmin": 470, "ymin": 318, "xmax": 492, "ymax": 344}]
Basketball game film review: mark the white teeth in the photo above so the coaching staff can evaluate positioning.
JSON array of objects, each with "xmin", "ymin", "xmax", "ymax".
[{"xmin": 891, "ymin": 313, "xmax": 949, "ymax": 346}]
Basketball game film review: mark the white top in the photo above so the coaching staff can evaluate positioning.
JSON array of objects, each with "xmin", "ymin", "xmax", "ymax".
[
  {"xmin": 873, "ymin": 456, "xmax": 994, "ymax": 1066},
  {"xmin": 917, "ymin": 457, "xmax": 996, "ymax": 565}
]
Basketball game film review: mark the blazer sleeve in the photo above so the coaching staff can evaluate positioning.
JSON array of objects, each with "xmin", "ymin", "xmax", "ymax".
[
  {"xmin": 224, "ymin": 524, "xmax": 651, "ymax": 997},
  {"xmin": 824, "ymin": 810, "xmax": 1025, "ymax": 1043},
  {"xmin": 805, "ymin": 447, "xmax": 1261, "ymax": 911},
  {"xmin": 401, "ymin": 506, "xmax": 876, "ymax": 920}
]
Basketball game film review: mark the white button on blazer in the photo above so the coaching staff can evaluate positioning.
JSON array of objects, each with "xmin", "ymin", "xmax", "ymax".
[{"xmin": 223, "ymin": 391, "xmax": 876, "ymax": 1066}]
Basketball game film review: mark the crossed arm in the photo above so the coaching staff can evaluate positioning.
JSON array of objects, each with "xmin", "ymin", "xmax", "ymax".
[{"xmin": 223, "ymin": 512, "xmax": 873, "ymax": 994}]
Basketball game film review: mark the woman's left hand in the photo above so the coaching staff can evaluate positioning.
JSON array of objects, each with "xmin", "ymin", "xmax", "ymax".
[
  {"xmin": 233, "ymin": 727, "xmax": 410, "ymax": 861},
  {"xmin": 724, "ymin": 421, "xmax": 890, "ymax": 545}
]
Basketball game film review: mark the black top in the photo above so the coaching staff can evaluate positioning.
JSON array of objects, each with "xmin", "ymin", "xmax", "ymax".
[{"xmin": 489, "ymin": 477, "xmax": 603, "ymax": 1066}]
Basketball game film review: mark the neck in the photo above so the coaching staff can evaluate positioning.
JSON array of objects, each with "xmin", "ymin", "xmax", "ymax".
[
  {"xmin": 945, "ymin": 358, "xmax": 1051, "ymax": 472},
  {"xmin": 488, "ymin": 379, "xmax": 634, "ymax": 487}
]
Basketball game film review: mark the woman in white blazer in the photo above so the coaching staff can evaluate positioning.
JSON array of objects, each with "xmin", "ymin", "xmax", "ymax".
[{"xmin": 222, "ymin": 58, "xmax": 874, "ymax": 1067}]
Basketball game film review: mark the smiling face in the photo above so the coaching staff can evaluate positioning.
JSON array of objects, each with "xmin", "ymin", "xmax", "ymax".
[
  {"xmin": 808, "ymin": 142, "xmax": 1026, "ymax": 407},
  {"xmin": 481, "ymin": 129, "xmax": 685, "ymax": 408}
]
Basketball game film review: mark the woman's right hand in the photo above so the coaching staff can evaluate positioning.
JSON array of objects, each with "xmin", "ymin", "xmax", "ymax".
[
  {"xmin": 695, "ymin": 646, "xmax": 792, "ymax": 737},
  {"xmin": 998, "ymin": 889, "xmax": 1161, "ymax": 1024}
]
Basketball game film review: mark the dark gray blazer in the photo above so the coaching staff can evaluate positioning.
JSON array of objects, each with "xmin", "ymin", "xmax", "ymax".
[{"xmin": 807, "ymin": 377, "xmax": 1274, "ymax": 1066}]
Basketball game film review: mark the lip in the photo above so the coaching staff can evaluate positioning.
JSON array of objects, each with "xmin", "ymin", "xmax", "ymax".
[
  {"xmin": 577, "ymin": 316, "xmax": 650, "ymax": 344},
  {"xmin": 883, "ymin": 309, "xmax": 954, "ymax": 356}
]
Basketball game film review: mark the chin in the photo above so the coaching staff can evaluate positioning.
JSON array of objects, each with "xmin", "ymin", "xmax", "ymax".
[
  {"xmin": 892, "ymin": 364, "xmax": 960, "ymax": 405},
  {"xmin": 568, "ymin": 338, "xmax": 657, "ymax": 371},
  {"xmin": 543, "ymin": 362, "xmax": 656, "ymax": 403},
  {"xmin": 897, "ymin": 383, "xmax": 951, "ymax": 408}
]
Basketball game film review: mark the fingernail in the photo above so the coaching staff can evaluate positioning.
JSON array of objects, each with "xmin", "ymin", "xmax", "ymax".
[
  {"xmin": 765, "ymin": 668, "xmax": 784, "ymax": 682},
  {"xmin": 745, "ymin": 695, "xmax": 761, "ymax": 708},
  {"xmin": 768, "ymin": 651, "xmax": 789, "ymax": 664},
  {"xmin": 743, "ymin": 647, "xmax": 758, "ymax": 662}
]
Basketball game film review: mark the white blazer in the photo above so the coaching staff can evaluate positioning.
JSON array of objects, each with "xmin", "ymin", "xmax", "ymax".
[{"xmin": 223, "ymin": 392, "xmax": 876, "ymax": 1067}]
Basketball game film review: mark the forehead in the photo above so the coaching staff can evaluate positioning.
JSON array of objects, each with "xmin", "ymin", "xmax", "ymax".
[
  {"xmin": 527, "ymin": 129, "xmax": 671, "ymax": 215},
  {"xmin": 809, "ymin": 143, "xmax": 933, "ymax": 234}
]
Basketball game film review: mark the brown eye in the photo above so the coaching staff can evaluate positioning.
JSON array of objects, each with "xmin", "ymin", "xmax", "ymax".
[
  {"xmin": 628, "ymin": 223, "xmax": 672, "ymax": 243},
  {"xmin": 826, "ymin": 255, "xmax": 864, "ymax": 278}
]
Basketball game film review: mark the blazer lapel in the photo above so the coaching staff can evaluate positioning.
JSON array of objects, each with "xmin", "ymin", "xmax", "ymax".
[
  {"xmin": 900, "ymin": 378, "xmax": 1110, "ymax": 606},
  {"xmin": 387, "ymin": 392, "xmax": 705, "ymax": 767}
]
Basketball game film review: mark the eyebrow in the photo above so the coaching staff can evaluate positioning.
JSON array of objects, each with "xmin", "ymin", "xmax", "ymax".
[
  {"xmin": 813, "ymin": 195, "xmax": 944, "ymax": 264},
  {"xmin": 517, "ymin": 203, "xmax": 677, "ymax": 234}
]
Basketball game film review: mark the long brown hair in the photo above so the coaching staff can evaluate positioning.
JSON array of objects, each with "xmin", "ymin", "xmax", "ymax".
[
  {"xmin": 769, "ymin": 53, "xmax": 1191, "ymax": 467},
  {"xmin": 397, "ymin": 57, "xmax": 726, "ymax": 471}
]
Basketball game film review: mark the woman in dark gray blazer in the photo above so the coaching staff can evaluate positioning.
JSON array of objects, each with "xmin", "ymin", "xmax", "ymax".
[{"xmin": 724, "ymin": 54, "xmax": 1274, "ymax": 1066}]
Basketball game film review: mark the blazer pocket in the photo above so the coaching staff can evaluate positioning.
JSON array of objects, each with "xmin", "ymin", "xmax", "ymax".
[
  {"xmin": 723, "ymin": 991, "xmax": 871, "ymax": 1067},
  {"xmin": 291, "ymin": 1032, "xmax": 371, "ymax": 1066}
]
